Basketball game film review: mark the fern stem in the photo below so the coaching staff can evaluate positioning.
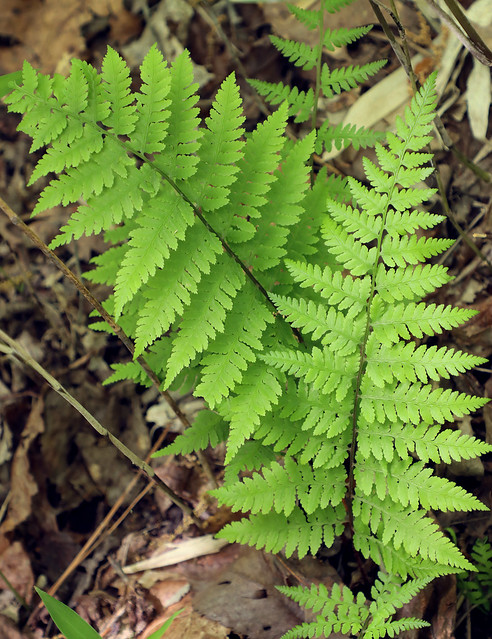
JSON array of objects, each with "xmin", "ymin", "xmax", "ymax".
[
  {"xmin": 0, "ymin": 196, "xmax": 217, "ymax": 492},
  {"xmin": 0, "ymin": 326, "xmax": 202, "ymax": 526}
]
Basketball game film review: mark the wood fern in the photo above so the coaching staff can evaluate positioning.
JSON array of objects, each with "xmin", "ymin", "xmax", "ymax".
[
  {"xmin": 5, "ymin": 20, "xmax": 491, "ymax": 637},
  {"xmin": 249, "ymin": 0, "xmax": 386, "ymax": 155}
]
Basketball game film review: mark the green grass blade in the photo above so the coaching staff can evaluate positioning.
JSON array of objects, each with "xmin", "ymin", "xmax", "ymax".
[{"xmin": 35, "ymin": 587, "xmax": 102, "ymax": 639}]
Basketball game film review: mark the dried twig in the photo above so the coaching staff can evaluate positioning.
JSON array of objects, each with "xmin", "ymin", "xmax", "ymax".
[{"xmin": 0, "ymin": 195, "xmax": 217, "ymax": 488}]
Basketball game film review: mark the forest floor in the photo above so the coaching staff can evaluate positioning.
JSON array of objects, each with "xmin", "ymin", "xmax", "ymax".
[{"xmin": 0, "ymin": 0, "xmax": 491, "ymax": 638}]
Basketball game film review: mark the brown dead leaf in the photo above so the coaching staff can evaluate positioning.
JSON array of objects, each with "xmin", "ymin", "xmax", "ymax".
[
  {"xmin": 0, "ymin": 615, "xmax": 29, "ymax": 639},
  {"xmin": 396, "ymin": 576, "xmax": 456, "ymax": 639},
  {"xmin": 139, "ymin": 600, "xmax": 229, "ymax": 639},
  {"xmin": 0, "ymin": 0, "xmax": 126, "ymax": 75},
  {"xmin": 192, "ymin": 547, "xmax": 303, "ymax": 639},
  {"xmin": 430, "ymin": 575, "xmax": 456, "ymax": 639},
  {"xmin": 0, "ymin": 397, "xmax": 44, "ymax": 534},
  {"xmin": 149, "ymin": 578, "xmax": 190, "ymax": 609},
  {"xmin": 0, "ymin": 541, "xmax": 34, "ymax": 603}
]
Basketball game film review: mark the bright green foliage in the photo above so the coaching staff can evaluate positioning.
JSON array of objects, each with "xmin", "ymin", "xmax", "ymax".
[
  {"xmin": 154, "ymin": 410, "xmax": 228, "ymax": 457},
  {"xmin": 278, "ymin": 573, "xmax": 431, "ymax": 639},
  {"xmin": 6, "ymin": 46, "xmax": 314, "ymax": 411},
  {"xmin": 249, "ymin": 0, "xmax": 386, "ymax": 154},
  {"xmin": 214, "ymin": 74, "xmax": 489, "ymax": 584},
  {"xmin": 36, "ymin": 586, "xmax": 180, "ymax": 639},
  {"xmin": 5, "ymin": 34, "xmax": 490, "ymax": 639},
  {"xmin": 36, "ymin": 587, "xmax": 102, "ymax": 639},
  {"xmin": 220, "ymin": 506, "xmax": 345, "ymax": 559}
]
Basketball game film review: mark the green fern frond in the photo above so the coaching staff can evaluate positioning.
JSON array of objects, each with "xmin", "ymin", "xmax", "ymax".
[
  {"xmin": 285, "ymin": 259, "xmax": 370, "ymax": 313},
  {"xmin": 195, "ymin": 288, "xmax": 273, "ymax": 407},
  {"xmin": 271, "ymin": 293, "xmax": 365, "ymax": 354},
  {"xmin": 236, "ymin": 132, "xmax": 315, "ymax": 271},
  {"xmin": 380, "ymin": 234, "xmax": 452, "ymax": 267},
  {"xmin": 261, "ymin": 347, "xmax": 357, "ymax": 398},
  {"xmin": 7, "ymin": 42, "xmax": 490, "ymax": 639},
  {"xmin": 371, "ymin": 299, "xmax": 477, "ymax": 343},
  {"xmin": 356, "ymin": 454, "xmax": 488, "ymax": 512},
  {"xmin": 279, "ymin": 581, "xmax": 368, "ymax": 638},
  {"xmin": 129, "ymin": 44, "xmax": 170, "ymax": 153},
  {"xmin": 321, "ymin": 60, "xmax": 386, "ymax": 96},
  {"xmin": 360, "ymin": 379, "xmax": 487, "ymax": 425},
  {"xmin": 153, "ymin": 50, "xmax": 201, "ymax": 180},
  {"xmin": 383, "ymin": 209, "xmax": 444, "ymax": 236},
  {"xmin": 133, "ymin": 225, "xmax": 223, "ymax": 357},
  {"xmin": 222, "ymin": 363, "xmax": 283, "ymax": 463},
  {"xmin": 366, "ymin": 339, "xmax": 486, "ymax": 385},
  {"xmin": 375, "ymin": 263, "xmax": 452, "ymax": 302},
  {"xmin": 323, "ymin": 26, "xmax": 373, "ymax": 50},
  {"xmin": 113, "ymin": 183, "xmax": 195, "ymax": 317},
  {"xmin": 322, "ymin": 217, "xmax": 377, "ymax": 275},
  {"xmin": 153, "ymin": 410, "xmax": 228, "ymax": 457},
  {"xmin": 189, "ymin": 72, "xmax": 245, "ymax": 210},
  {"xmin": 50, "ymin": 165, "xmax": 145, "ymax": 248},
  {"xmin": 28, "ymin": 123, "xmax": 104, "ymax": 183},
  {"xmin": 224, "ymin": 441, "xmax": 276, "ymax": 481},
  {"xmin": 247, "ymin": 79, "xmax": 314, "ymax": 123},
  {"xmin": 353, "ymin": 494, "xmax": 475, "ymax": 570},
  {"xmin": 269, "ymin": 36, "xmax": 318, "ymax": 71},
  {"xmin": 213, "ymin": 457, "xmax": 345, "ymax": 516},
  {"xmin": 354, "ymin": 527, "xmax": 461, "ymax": 579},
  {"xmin": 458, "ymin": 538, "xmax": 492, "ymax": 612},
  {"xmin": 278, "ymin": 573, "xmax": 432, "ymax": 639},
  {"xmin": 217, "ymin": 505, "xmax": 345, "ymax": 558},
  {"xmin": 316, "ymin": 119, "xmax": 385, "ymax": 153},
  {"xmin": 250, "ymin": 0, "xmax": 383, "ymax": 159},
  {"xmin": 164, "ymin": 258, "xmax": 245, "ymax": 386},
  {"xmin": 328, "ymin": 199, "xmax": 382, "ymax": 242},
  {"xmin": 286, "ymin": 4, "xmax": 319, "ymax": 30},
  {"xmin": 101, "ymin": 47, "xmax": 138, "ymax": 135},
  {"xmin": 212, "ymin": 102, "xmax": 289, "ymax": 240},
  {"xmin": 358, "ymin": 420, "xmax": 491, "ymax": 465}
]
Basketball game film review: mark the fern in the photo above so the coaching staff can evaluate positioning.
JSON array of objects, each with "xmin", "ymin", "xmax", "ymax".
[
  {"xmin": 457, "ymin": 538, "xmax": 492, "ymax": 613},
  {"xmin": 278, "ymin": 572, "xmax": 432, "ymax": 639},
  {"xmin": 5, "ymin": 28, "xmax": 491, "ymax": 639},
  {"xmin": 249, "ymin": 0, "xmax": 386, "ymax": 155},
  {"xmin": 213, "ymin": 74, "xmax": 489, "ymax": 590}
]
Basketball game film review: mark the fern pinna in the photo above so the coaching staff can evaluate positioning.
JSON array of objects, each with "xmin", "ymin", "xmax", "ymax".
[{"xmin": 5, "ymin": 40, "xmax": 490, "ymax": 639}]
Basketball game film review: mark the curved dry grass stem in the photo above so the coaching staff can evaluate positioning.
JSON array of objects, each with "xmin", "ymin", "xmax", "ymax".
[
  {"xmin": 0, "ymin": 195, "xmax": 218, "ymax": 489},
  {"xmin": 0, "ymin": 327, "xmax": 201, "ymax": 526}
]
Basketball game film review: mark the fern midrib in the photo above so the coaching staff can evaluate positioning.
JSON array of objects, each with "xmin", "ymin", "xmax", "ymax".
[
  {"xmin": 346, "ymin": 87, "xmax": 434, "ymax": 531},
  {"xmin": 17, "ymin": 83, "xmax": 303, "ymax": 344}
]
